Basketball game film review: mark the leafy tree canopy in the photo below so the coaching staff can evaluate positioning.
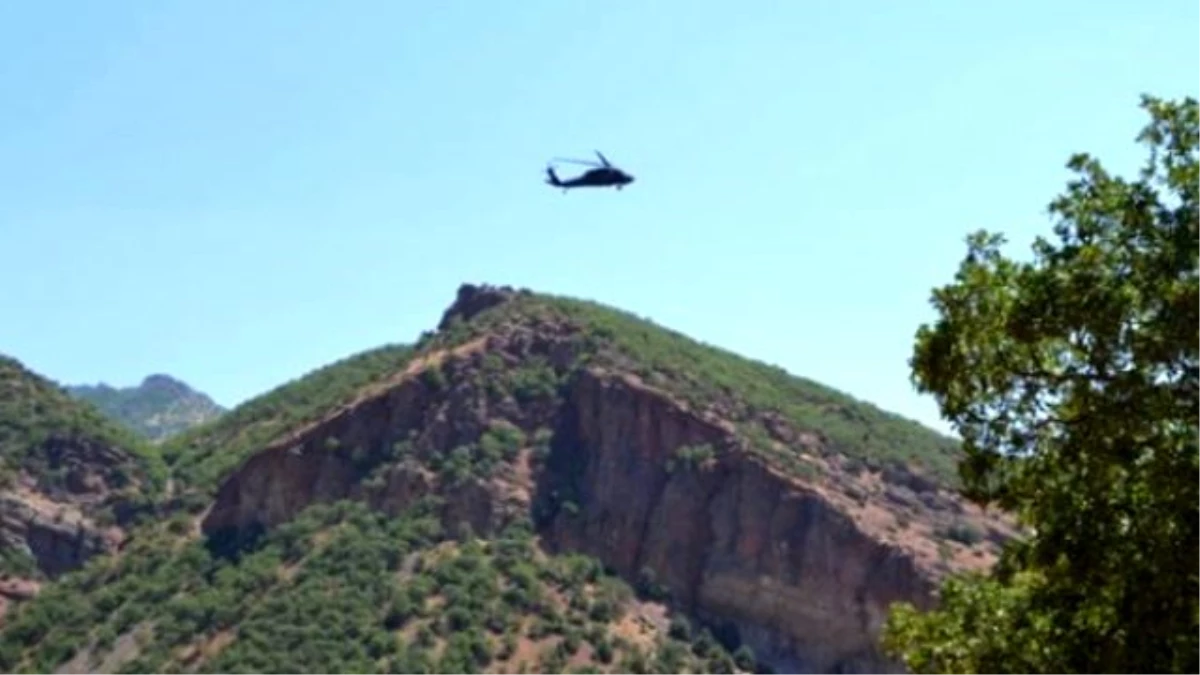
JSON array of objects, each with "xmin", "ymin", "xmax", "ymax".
[{"xmin": 882, "ymin": 94, "xmax": 1198, "ymax": 674}]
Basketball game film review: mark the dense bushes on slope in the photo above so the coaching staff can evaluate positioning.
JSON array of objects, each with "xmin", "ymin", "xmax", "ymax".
[{"xmin": 0, "ymin": 500, "xmax": 751, "ymax": 674}]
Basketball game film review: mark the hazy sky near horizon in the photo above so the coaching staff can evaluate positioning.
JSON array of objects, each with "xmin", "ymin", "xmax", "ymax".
[{"xmin": 2, "ymin": 1, "xmax": 1197, "ymax": 434}]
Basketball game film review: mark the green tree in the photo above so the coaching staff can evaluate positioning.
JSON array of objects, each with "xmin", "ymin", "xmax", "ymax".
[{"xmin": 883, "ymin": 94, "xmax": 1198, "ymax": 674}]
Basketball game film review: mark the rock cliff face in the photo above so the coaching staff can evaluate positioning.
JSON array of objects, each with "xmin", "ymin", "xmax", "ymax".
[
  {"xmin": 20, "ymin": 435, "xmax": 137, "ymax": 501},
  {"xmin": 0, "ymin": 434, "xmax": 136, "ymax": 590},
  {"xmin": 540, "ymin": 369, "xmax": 938, "ymax": 672},
  {"xmin": 198, "ymin": 288, "xmax": 1011, "ymax": 673},
  {"xmin": 202, "ymin": 338, "xmax": 500, "ymax": 542},
  {"xmin": 0, "ymin": 494, "xmax": 121, "ymax": 578},
  {"xmin": 0, "ymin": 465, "xmax": 134, "ymax": 623}
]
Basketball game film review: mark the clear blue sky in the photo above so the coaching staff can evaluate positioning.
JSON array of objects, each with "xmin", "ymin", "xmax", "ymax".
[{"xmin": 2, "ymin": 1, "xmax": 1196, "ymax": 434}]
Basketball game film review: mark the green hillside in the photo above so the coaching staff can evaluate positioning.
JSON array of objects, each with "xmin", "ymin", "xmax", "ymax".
[
  {"xmin": 0, "ymin": 284, "xmax": 971, "ymax": 673},
  {"xmin": 0, "ymin": 500, "xmax": 750, "ymax": 674}
]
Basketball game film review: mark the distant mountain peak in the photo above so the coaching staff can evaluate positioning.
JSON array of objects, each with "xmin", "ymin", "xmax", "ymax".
[
  {"xmin": 139, "ymin": 373, "xmax": 192, "ymax": 395},
  {"xmin": 67, "ymin": 374, "xmax": 224, "ymax": 442}
]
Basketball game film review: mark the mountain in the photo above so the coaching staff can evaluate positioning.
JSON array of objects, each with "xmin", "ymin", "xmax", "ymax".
[
  {"xmin": 0, "ymin": 284, "xmax": 1017, "ymax": 674},
  {"xmin": 0, "ymin": 355, "xmax": 167, "ymax": 623},
  {"xmin": 67, "ymin": 375, "xmax": 225, "ymax": 443}
]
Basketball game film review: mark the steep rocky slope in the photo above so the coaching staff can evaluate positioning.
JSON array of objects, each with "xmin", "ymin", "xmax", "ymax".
[
  {"xmin": 0, "ymin": 356, "xmax": 167, "ymax": 623},
  {"xmin": 68, "ymin": 375, "xmax": 224, "ymax": 443},
  {"xmin": 0, "ymin": 284, "xmax": 1017, "ymax": 673}
]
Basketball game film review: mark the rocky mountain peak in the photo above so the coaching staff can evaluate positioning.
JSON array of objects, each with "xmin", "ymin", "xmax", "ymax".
[
  {"xmin": 138, "ymin": 374, "xmax": 192, "ymax": 396},
  {"xmin": 188, "ymin": 285, "xmax": 1015, "ymax": 672},
  {"xmin": 436, "ymin": 283, "xmax": 529, "ymax": 331},
  {"xmin": 66, "ymin": 373, "xmax": 224, "ymax": 443}
]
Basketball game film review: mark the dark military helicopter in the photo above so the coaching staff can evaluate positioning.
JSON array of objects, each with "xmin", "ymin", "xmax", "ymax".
[{"xmin": 545, "ymin": 151, "xmax": 634, "ymax": 191}]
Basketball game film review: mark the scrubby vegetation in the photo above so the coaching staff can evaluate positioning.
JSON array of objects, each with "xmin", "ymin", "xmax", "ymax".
[
  {"xmin": 0, "ymin": 500, "xmax": 753, "ymax": 674},
  {"xmin": 428, "ymin": 420, "xmax": 527, "ymax": 485},
  {"xmin": 0, "ymin": 355, "xmax": 166, "ymax": 494},
  {"xmin": 0, "ymin": 549, "xmax": 40, "ymax": 580},
  {"xmin": 547, "ymin": 297, "xmax": 958, "ymax": 479}
]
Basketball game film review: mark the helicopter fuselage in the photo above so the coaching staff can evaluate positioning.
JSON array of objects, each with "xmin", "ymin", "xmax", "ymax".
[{"xmin": 546, "ymin": 166, "xmax": 634, "ymax": 190}]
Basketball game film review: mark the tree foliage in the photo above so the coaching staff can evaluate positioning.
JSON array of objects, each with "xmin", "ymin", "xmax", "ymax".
[{"xmin": 882, "ymin": 94, "xmax": 1198, "ymax": 673}]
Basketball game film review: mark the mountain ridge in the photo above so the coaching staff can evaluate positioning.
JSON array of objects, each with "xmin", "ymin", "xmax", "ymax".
[{"xmin": 0, "ymin": 282, "xmax": 1016, "ymax": 673}]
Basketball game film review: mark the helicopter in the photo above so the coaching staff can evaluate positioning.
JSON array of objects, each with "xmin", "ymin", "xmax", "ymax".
[{"xmin": 545, "ymin": 151, "xmax": 634, "ymax": 191}]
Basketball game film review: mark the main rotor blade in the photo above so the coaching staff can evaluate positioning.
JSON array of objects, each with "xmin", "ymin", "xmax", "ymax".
[
  {"xmin": 551, "ymin": 157, "xmax": 603, "ymax": 167},
  {"xmin": 594, "ymin": 150, "xmax": 611, "ymax": 167}
]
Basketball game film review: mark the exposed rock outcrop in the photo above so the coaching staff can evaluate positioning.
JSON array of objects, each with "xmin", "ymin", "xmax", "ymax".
[
  {"xmin": 202, "ymin": 345, "xmax": 494, "ymax": 540},
  {"xmin": 0, "ymin": 494, "xmax": 121, "ymax": 578},
  {"xmin": 22, "ymin": 435, "xmax": 135, "ymax": 502},
  {"xmin": 0, "ymin": 479, "xmax": 127, "ymax": 624},
  {"xmin": 437, "ymin": 283, "xmax": 525, "ymax": 331},
  {"xmin": 0, "ymin": 435, "xmax": 144, "ymax": 622}
]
